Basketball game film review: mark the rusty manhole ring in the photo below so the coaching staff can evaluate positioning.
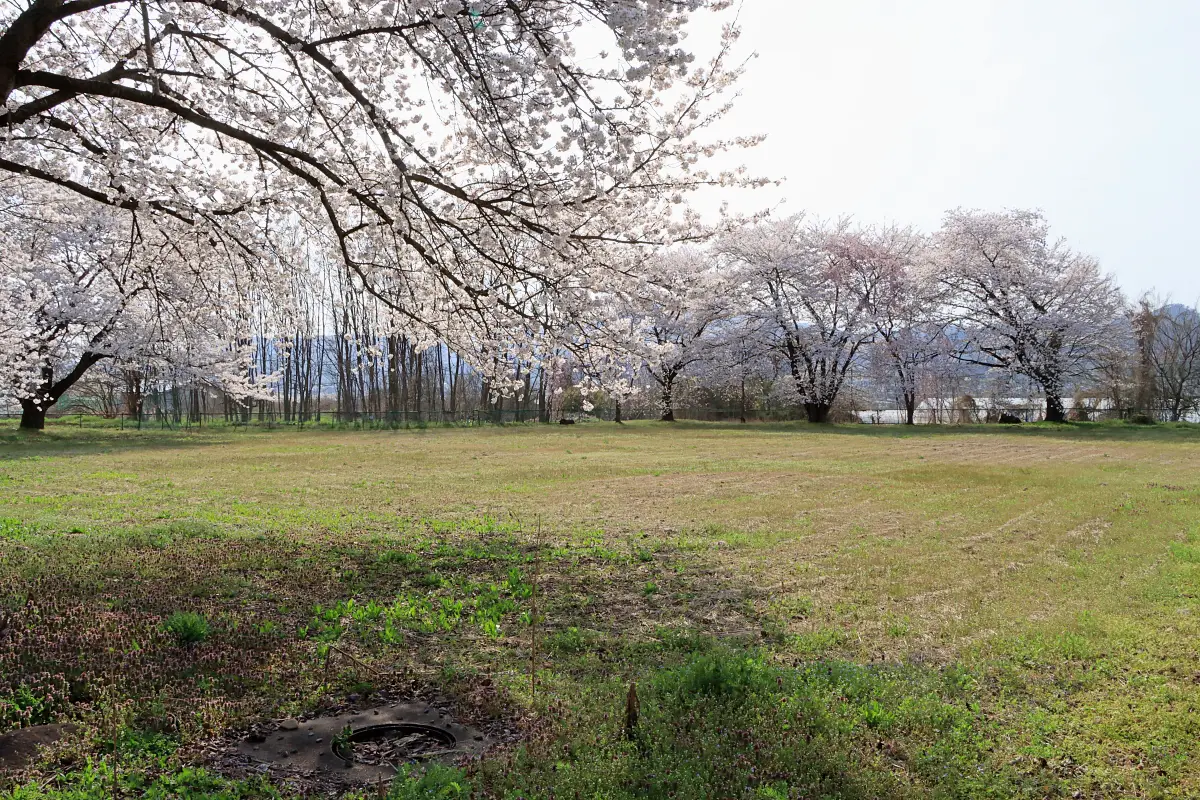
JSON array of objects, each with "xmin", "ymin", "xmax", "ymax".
[
  {"xmin": 333, "ymin": 723, "xmax": 457, "ymax": 766},
  {"xmin": 235, "ymin": 702, "xmax": 487, "ymax": 779}
]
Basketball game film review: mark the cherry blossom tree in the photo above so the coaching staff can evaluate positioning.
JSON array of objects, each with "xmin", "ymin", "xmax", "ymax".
[
  {"xmin": 699, "ymin": 313, "xmax": 774, "ymax": 421},
  {"xmin": 720, "ymin": 215, "xmax": 880, "ymax": 423},
  {"xmin": 0, "ymin": 0, "xmax": 756, "ymax": 387},
  {"xmin": 936, "ymin": 209, "xmax": 1126, "ymax": 423},
  {"xmin": 856, "ymin": 226, "xmax": 950, "ymax": 424},
  {"xmin": 0, "ymin": 178, "xmax": 273, "ymax": 428},
  {"xmin": 627, "ymin": 247, "xmax": 731, "ymax": 421},
  {"xmin": 570, "ymin": 329, "xmax": 641, "ymax": 423}
]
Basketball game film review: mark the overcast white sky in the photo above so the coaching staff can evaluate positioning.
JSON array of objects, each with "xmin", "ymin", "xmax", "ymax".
[{"xmin": 699, "ymin": 0, "xmax": 1200, "ymax": 300}]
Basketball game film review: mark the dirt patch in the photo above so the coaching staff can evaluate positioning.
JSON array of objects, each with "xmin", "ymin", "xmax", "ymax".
[{"xmin": 0, "ymin": 723, "xmax": 78, "ymax": 771}]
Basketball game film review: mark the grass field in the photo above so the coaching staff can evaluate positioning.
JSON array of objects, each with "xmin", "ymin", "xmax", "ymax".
[{"xmin": 1, "ymin": 421, "xmax": 1199, "ymax": 799}]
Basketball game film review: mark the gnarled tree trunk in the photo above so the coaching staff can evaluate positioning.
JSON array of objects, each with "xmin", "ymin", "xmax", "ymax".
[
  {"xmin": 804, "ymin": 401, "xmax": 831, "ymax": 424},
  {"xmin": 19, "ymin": 399, "xmax": 46, "ymax": 430},
  {"xmin": 16, "ymin": 353, "xmax": 105, "ymax": 430},
  {"xmin": 1044, "ymin": 393, "xmax": 1066, "ymax": 423},
  {"xmin": 660, "ymin": 380, "xmax": 676, "ymax": 422}
]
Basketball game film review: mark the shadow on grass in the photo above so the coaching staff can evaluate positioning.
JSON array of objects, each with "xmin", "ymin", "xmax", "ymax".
[
  {"xmin": 0, "ymin": 424, "xmax": 251, "ymax": 462},
  {"xmin": 0, "ymin": 418, "xmax": 542, "ymax": 461},
  {"xmin": 1, "ymin": 517, "xmax": 1035, "ymax": 799},
  {"xmin": 2, "ymin": 417, "xmax": 1195, "ymax": 465}
]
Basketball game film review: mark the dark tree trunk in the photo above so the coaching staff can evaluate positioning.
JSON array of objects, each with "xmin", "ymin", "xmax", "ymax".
[
  {"xmin": 19, "ymin": 399, "xmax": 46, "ymax": 431},
  {"xmin": 904, "ymin": 392, "xmax": 917, "ymax": 425},
  {"xmin": 1045, "ymin": 393, "xmax": 1066, "ymax": 423},
  {"xmin": 414, "ymin": 352, "xmax": 423, "ymax": 417},
  {"xmin": 439, "ymin": 347, "xmax": 448, "ymax": 416},
  {"xmin": 537, "ymin": 367, "xmax": 548, "ymax": 423},
  {"xmin": 520, "ymin": 369, "xmax": 531, "ymax": 423},
  {"xmin": 614, "ymin": 399, "xmax": 623, "ymax": 424},
  {"xmin": 660, "ymin": 373, "xmax": 676, "ymax": 422},
  {"xmin": 804, "ymin": 401, "xmax": 831, "ymax": 424},
  {"xmin": 18, "ymin": 353, "xmax": 104, "ymax": 431}
]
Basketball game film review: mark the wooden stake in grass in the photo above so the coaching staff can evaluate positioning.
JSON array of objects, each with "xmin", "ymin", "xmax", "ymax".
[
  {"xmin": 108, "ymin": 707, "xmax": 121, "ymax": 800},
  {"xmin": 624, "ymin": 681, "xmax": 639, "ymax": 740},
  {"xmin": 529, "ymin": 517, "xmax": 543, "ymax": 709}
]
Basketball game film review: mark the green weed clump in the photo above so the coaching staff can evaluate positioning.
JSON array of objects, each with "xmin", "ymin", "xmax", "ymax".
[
  {"xmin": 547, "ymin": 626, "xmax": 595, "ymax": 654},
  {"xmin": 0, "ymin": 765, "xmax": 280, "ymax": 800},
  {"xmin": 0, "ymin": 676, "xmax": 71, "ymax": 729},
  {"xmin": 162, "ymin": 612, "xmax": 211, "ymax": 645},
  {"xmin": 379, "ymin": 765, "xmax": 472, "ymax": 800}
]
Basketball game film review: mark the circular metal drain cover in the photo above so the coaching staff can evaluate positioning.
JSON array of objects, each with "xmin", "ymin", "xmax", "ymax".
[
  {"xmin": 236, "ymin": 701, "xmax": 487, "ymax": 781},
  {"xmin": 334, "ymin": 723, "xmax": 457, "ymax": 766}
]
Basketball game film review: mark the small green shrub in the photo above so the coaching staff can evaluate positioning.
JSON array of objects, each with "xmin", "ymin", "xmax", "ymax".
[
  {"xmin": 0, "ymin": 518, "xmax": 34, "ymax": 541},
  {"xmin": 154, "ymin": 519, "xmax": 223, "ymax": 540},
  {"xmin": 504, "ymin": 567, "xmax": 532, "ymax": 598},
  {"xmin": 415, "ymin": 571, "xmax": 448, "ymax": 589},
  {"xmin": 387, "ymin": 764, "xmax": 472, "ymax": 799},
  {"xmin": 548, "ymin": 626, "xmax": 593, "ymax": 654},
  {"xmin": 331, "ymin": 724, "xmax": 354, "ymax": 760},
  {"xmin": 102, "ymin": 726, "xmax": 178, "ymax": 759},
  {"xmin": 378, "ymin": 550, "xmax": 422, "ymax": 568},
  {"xmin": 654, "ymin": 649, "xmax": 774, "ymax": 703},
  {"xmin": 1169, "ymin": 542, "xmax": 1200, "ymax": 563},
  {"xmin": 0, "ymin": 764, "xmax": 278, "ymax": 800},
  {"xmin": 789, "ymin": 627, "xmax": 847, "ymax": 657},
  {"xmin": 162, "ymin": 612, "xmax": 211, "ymax": 645}
]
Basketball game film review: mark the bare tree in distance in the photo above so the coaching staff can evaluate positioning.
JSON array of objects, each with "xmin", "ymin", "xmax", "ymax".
[{"xmin": 1143, "ymin": 297, "xmax": 1200, "ymax": 422}]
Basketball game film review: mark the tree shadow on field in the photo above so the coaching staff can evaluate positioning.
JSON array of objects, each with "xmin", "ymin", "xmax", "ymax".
[
  {"xmin": 0, "ymin": 510, "xmax": 1044, "ymax": 797},
  {"xmin": 0, "ymin": 418, "xmax": 534, "ymax": 462},
  {"xmin": 0, "ymin": 425, "xmax": 253, "ymax": 462}
]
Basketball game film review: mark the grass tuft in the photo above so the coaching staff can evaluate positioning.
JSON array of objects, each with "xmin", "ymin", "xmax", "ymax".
[{"xmin": 162, "ymin": 612, "xmax": 211, "ymax": 645}]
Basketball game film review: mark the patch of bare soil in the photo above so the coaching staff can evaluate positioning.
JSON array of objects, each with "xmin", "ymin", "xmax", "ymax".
[{"xmin": 0, "ymin": 723, "xmax": 78, "ymax": 771}]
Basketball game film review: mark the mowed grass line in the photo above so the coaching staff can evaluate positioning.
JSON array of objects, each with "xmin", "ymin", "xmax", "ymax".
[{"xmin": 1, "ymin": 420, "xmax": 1198, "ymax": 798}]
